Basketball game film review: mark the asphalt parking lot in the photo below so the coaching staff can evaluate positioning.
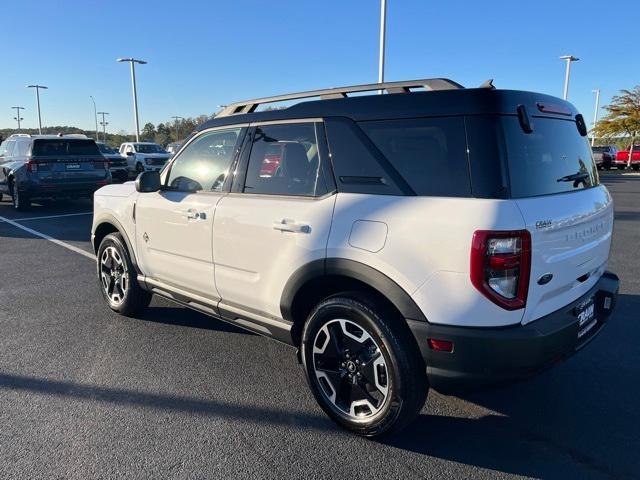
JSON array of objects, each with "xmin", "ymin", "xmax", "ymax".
[{"xmin": 0, "ymin": 174, "xmax": 638, "ymax": 480}]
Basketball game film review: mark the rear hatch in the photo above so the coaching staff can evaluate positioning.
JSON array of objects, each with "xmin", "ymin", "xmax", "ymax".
[
  {"xmin": 30, "ymin": 138, "xmax": 110, "ymax": 182},
  {"xmin": 501, "ymin": 116, "xmax": 614, "ymax": 324}
]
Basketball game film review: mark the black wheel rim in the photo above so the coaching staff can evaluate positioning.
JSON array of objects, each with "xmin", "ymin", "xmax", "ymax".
[
  {"xmin": 312, "ymin": 319, "xmax": 390, "ymax": 419},
  {"xmin": 100, "ymin": 246, "xmax": 128, "ymax": 305}
]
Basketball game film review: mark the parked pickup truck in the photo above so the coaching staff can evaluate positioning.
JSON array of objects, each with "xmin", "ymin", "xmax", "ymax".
[{"xmin": 614, "ymin": 146, "xmax": 640, "ymax": 170}]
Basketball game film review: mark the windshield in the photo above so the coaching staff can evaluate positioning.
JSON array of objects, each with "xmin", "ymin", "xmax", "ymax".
[
  {"xmin": 502, "ymin": 117, "xmax": 599, "ymax": 198},
  {"xmin": 32, "ymin": 139, "xmax": 101, "ymax": 156},
  {"xmin": 97, "ymin": 143, "xmax": 116, "ymax": 154},
  {"xmin": 135, "ymin": 143, "xmax": 165, "ymax": 154},
  {"xmin": 592, "ymin": 146, "xmax": 609, "ymax": 152}
]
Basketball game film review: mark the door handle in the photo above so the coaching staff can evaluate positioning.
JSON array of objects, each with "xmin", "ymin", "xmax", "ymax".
[
  {"xmin": 181, "ymin": 209, "xmax": 205, "ymax": 220},
  {"xmin": 273, "ymin": 219, "xmax": 310, "ymax": 233}
]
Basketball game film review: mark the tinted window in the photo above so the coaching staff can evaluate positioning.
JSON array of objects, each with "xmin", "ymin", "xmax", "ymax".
[
  {"xmin": 243, "ymin": 123, "xmax": 324, "ymax": 197},
  {"xmin": 135, "ymin": 143, "xmax": 165, "ymax": 154},
  {"xmin": 502, "ymin": 117, "xmax": 599, "ymax": 198},
  {"xmin": 592, "ymin": 146, "xmax": 609, "ymax": 152},
  {"xmin": 98, "ymin": 143, "xmax": 116, "ymax": 154},
  {"xmin": 324, "ymin": 118, "xmax": 404, "ymax": 195},
  {"xmin": 359, "ymin": 117, "xmax": 471, "ymax": 197},
  {"xmin": 32, "ymin": 139, "xmax": 100, "ymax": 156},
  {"xmin": 167, "ymin": 128, "xmax": 241, "ymax": 192}
]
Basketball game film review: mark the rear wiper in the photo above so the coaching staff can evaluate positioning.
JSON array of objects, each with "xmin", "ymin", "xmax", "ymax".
[{"xmin": 557, "ymin": 172, "xmax": 590, "ymax": 183}]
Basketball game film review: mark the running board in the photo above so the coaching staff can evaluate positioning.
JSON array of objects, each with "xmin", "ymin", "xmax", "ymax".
[{"xmin": 138, "ymin": 275, "xmax": 294, "ymax": 346}]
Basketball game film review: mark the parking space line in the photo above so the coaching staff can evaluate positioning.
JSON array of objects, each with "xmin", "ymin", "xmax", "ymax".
[
  {"xmin": 8, "ymin": 212, "xmax": 93, "ymax": 222},
  {"xmin": 0, "ymin": 214, "xmax": 95, "ymax": 260}
]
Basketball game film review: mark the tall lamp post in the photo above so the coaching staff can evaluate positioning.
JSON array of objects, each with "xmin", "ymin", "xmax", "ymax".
[
  {"xmin": 98, "ymin": 112, "xmax": 110, "ymax": 143},
  {"xmin": 27, "ymin": 84, "xmax": 48, "ymax": 134},
  {"xmin": 378, "ymin": 0, "xmax": 387, "ymax": 89},
  {"xmin": 591, "ymin": 89, "xmax": 601, "ymax": 147},
  {"xmin": 559, "ymin": 55, "xmax": 579, "ymax": 100},
  {"xmin": 89, "ymin": 96, "xmax": 99, "ymax": 141},
  {"xmin": 12, "ymin": 106, "xmax": 25, "ymax": 131},
  {"xmin": 117, "ymin": 57, "xmax": 147, "ymax": 142},
  {"xmin": 171, "ymin": 115, "xmax": 184, "ymax": 141}
]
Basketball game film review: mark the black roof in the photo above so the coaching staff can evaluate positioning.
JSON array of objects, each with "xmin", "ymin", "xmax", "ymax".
[{"xmin": 197, "ymin": 88, "xmax": 580, "ymax": 132}]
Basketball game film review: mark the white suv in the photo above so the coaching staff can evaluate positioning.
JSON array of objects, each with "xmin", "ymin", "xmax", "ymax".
[
  {"xmin": 92, "ymin": 79, "xmax": 620, "ymax": 437},
  {"xmin": 119, "ymin": 142, "xmax": 171, "ymax": 175}
]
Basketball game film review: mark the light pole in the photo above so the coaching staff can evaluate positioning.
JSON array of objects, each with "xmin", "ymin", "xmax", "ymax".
[
  {"xmin": 378, "ymin": 0, "xmax": 387, "ymax": 88},
  {"xmin": 27, "ymin": 84, "xmax": 48, "ymax": 134},
  {"xmin": 98, "ymin": 112, "xmax": 110, "ymax": 143},
  {"xmin": 559, "ymin": 55, "xmax": 579, "ymax": 100},
  {"xmin": 89, "ymin": 96, "xmax": 99, "ymax": 141},
  {"xmin": 591, "ymin": 89, "xmax": 601, "ymax": 147},
  {"xmin": 117, "ymin": 57, "xmax": 147, "ymax": 142},
  {"xmin": 12, "ymin": 106, "xmax": 25, "ymax": 131},
  {"xmin": 171, "ymin": 115, "xmax": 184, "ymax": 141}
]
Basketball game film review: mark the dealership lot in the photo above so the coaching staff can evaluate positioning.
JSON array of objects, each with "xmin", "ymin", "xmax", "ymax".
[{"xmin": 0, "ymin": 174, "xmax": 638, "ymax": 479}]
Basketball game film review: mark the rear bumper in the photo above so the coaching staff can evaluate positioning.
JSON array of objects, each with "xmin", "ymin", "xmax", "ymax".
[
  {"xmin": 23, "ymin": 180, "xmax": 111, "ymax": 198},
  {"xmin": 408, "ymin": 271, "xmax": 620, "ymax": 394}
]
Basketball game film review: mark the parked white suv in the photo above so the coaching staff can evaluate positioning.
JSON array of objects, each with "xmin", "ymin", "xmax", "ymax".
[
  {"xmin": 119, "ymin": 142, "xmax": 171, "ymax": 175},
  {"xmin": 92, "ymin": 79, "xmax": 620, "ymax": 437}
]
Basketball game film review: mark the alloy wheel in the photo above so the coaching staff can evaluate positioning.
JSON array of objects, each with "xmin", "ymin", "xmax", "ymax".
[
  {"xmin": 312, "ymin": 319, "xmax": 390, "ymax": 419},
  {"xmin": 100, "ymin": 246, "xmax": 129, "ymax": 305}
]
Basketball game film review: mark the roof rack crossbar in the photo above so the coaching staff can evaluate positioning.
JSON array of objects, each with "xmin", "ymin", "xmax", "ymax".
[{"xmin": 218, "ymin": 78, "xmax": 464, "ymax": 117}]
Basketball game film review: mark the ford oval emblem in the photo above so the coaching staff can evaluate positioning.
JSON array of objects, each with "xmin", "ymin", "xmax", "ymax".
[{"xmin": 537, "ymin": 273, "xmax": 553, "ymax": 285}]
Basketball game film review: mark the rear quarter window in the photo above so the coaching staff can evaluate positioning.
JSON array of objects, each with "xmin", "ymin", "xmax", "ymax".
[{"xmin": 359, "ymin": 117, "xmax": 471, "ymax": 197}]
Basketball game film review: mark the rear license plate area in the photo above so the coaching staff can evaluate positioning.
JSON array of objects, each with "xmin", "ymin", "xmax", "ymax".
[
  {"xmin": 66, "ymin": 163, "xmax": 81, "ymax": 170},
  {"xmin": 575, "ymin": 296, "xmax": 597, "ymax": 340}
]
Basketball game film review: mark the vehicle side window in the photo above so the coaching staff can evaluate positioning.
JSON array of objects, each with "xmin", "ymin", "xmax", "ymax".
[
  {"xmin": 0, "ymin": 140, "xmax": 16, "ymax": 157},
  {"xmin": 125, "ymin": 145, "xmax": 133, "ymax": 154},
  {"xmin": 243, "ymin": 123, "xmax": 325, "ymax": 197},
  {"xmin": 14, "ymin": 140, "xmax": 30, "ymax": 156},
  {"xmin": 359, "ymin": 117, "xmax": 471, "ymax": 197},
  {"xmin": 167, "ymin": 128, "xmax": 242, "ymax": 192}
]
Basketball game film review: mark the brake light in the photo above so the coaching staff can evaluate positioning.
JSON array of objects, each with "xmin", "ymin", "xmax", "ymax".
[
  {"xmin": 470, "ymin": 230, "xmax": 531, "ymax": 310},
  {"xmin": 26, "ymin": 160, "xmax": 38, "ymax": 173},
  {"xmin": 94, "ymin": 161, "xmax": 109, "ymax": 170}
]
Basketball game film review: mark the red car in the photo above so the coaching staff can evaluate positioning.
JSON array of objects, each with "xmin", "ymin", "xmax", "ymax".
[{"xmin": 614, "ymin": 146, "xmax": 640, "ymax": 170}]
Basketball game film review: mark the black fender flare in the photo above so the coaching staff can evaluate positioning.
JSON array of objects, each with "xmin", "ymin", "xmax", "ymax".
[{"xmin": 280, "ymin": 258, "xmax": 427, "ymax": 323}]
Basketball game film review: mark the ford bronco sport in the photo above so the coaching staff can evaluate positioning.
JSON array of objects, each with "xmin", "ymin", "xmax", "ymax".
[{"xmin": 91, "ymin": 79, "xmax": 620, "ymax": 437}]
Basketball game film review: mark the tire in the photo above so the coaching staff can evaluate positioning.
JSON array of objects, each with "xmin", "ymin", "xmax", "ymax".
[
  {"xmin": 633, "ymin": 165, "xmax": 639, "ymax": 171},
  {"xmin": 301, "ymin": 293, "xmax": 428, "ymax": 438},
  {"xmin": 97, "ymin": 232, "xmax": 151, "ymax": 316},
  {"xmin": 10, "ymin": 178, "xmax": 30, "ymax": 211},
  {"xmin": 136, "ymin": 162, "xmax": 145, "ymax": 174}
]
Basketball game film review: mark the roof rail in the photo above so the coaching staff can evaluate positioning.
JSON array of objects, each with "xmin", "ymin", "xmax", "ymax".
[
  {"xmin": 8, "ymin": 133, "xmax": 31, "ymax": 138},
  {"xmin": 218, "ymin": 78, "xmax": 464, "ymax": 117}
]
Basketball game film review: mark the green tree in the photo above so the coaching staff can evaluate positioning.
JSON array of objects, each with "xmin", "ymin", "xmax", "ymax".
[
  {"xmin": 594, "ymin": 86, "xmax": 640, "ymax": 167},
  {"xmin": 141, "ymin": 122, "xmax": 156, "ymax": 141}
]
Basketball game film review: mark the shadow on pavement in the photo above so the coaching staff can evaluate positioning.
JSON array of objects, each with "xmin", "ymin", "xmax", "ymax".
[{"xmin": 0, "ymin": 371, "xmax": 332, "ymax": 432}]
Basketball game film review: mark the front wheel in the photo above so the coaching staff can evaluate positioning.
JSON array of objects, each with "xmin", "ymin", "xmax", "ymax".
[
  {"xmin": 97, "ymin": 232, "xmax": 151, "ymax": 316},
  {"xmin": 136, "ymin": 162, "xmax": 145, "ymax": 174},
  {"xmin": 301, "ymin": 294, "xmax": 428, "ymax": 437}
]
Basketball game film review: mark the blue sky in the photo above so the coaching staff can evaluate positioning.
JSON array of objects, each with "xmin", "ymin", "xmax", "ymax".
[{"xmin": 1, "ymin": 0, "xmax": 638, "ymax": 133}]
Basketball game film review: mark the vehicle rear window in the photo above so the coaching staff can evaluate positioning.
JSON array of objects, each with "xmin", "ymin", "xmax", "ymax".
[
  {"xmin": 359, "ymin": 117, "xmax": 471, "ymax": 197},
  {"xmin": 502, "ymin": 117, "xmax": 599, "ymax": 198},
  {"xmin": 32, "ymin": 139, "xmax": 100, "ymax": 156}
]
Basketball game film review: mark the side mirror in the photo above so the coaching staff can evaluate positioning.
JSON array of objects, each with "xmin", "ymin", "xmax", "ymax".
[
  {"xmin": 135, "ymin": 171, "xmax": 161, "ymax": 192},
  {"xmin": 126, "ymin": 151, "xmax": 134, "ymax": 156}
]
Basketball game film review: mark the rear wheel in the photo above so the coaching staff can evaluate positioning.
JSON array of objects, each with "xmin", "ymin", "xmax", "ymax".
[
  {"xmin": 10, "ymin": 179, "xmax": 30, "ymax": 211},
  {"xmin": 301, "ymin": 294, "xmax": 428, "ymax": 438},
  {"xmin": 97, "ymin": 232, "xmax": 151, "ymax": 316}
]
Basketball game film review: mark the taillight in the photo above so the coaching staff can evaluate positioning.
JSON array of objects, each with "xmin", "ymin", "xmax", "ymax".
[
  {"xmin": 470, "ymin": 230, "xmax": 531, "ymax": 310},
  {"xmin": 26, "ymin": 160, "xmax": 38, "ymax": 173},
  {"xmin": 94, "ymin": 161, "xmax": 109, "ymax": 170}
]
